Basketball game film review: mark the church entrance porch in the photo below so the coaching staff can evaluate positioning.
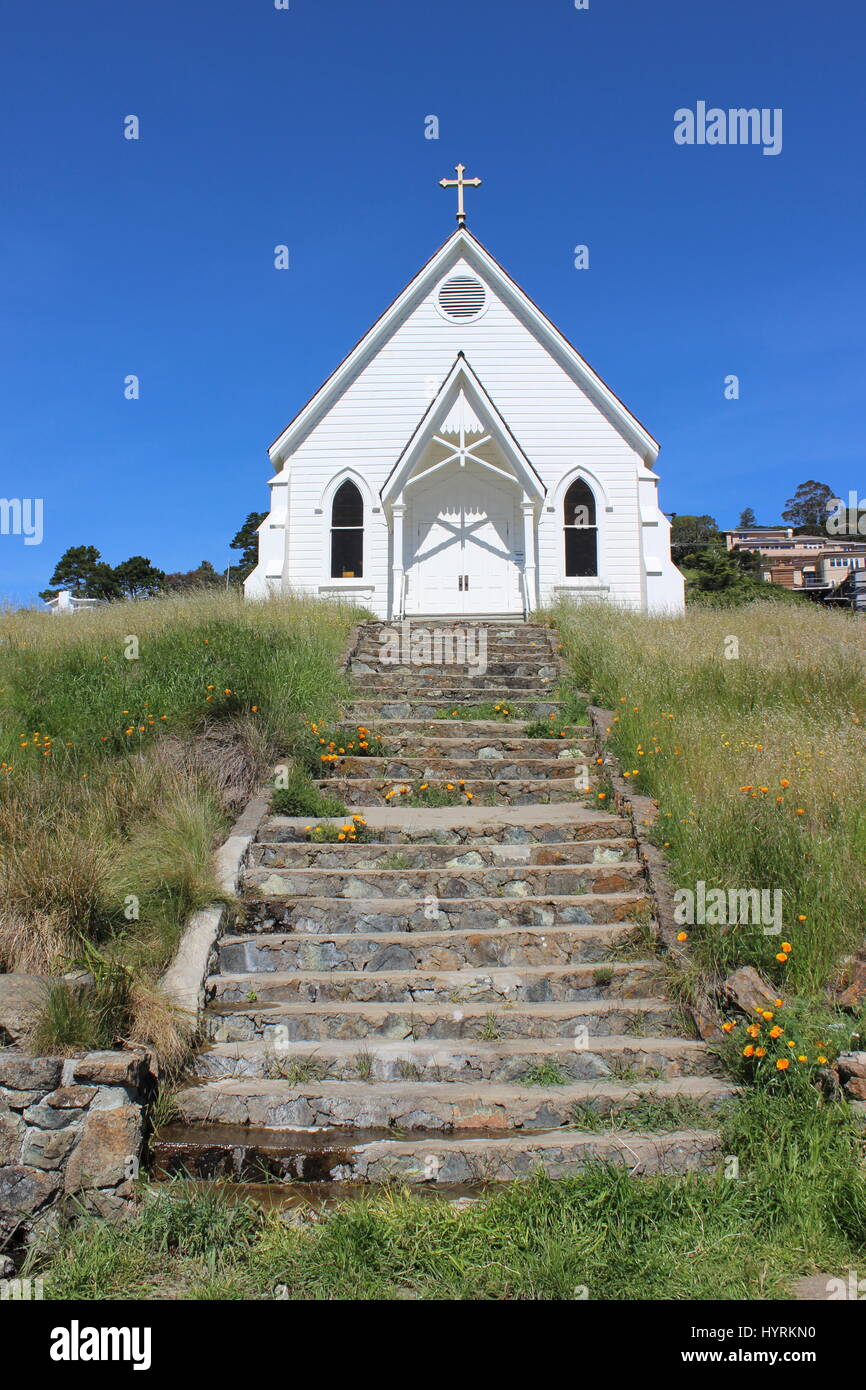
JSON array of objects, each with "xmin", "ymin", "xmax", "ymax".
[{"xmin": 402, "ymin": 472, "xmax": 524, "ymax": 617}]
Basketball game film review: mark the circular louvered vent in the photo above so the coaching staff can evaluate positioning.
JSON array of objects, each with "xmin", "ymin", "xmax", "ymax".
[{"xmin": 437, "ymin": 274, "xmax": 487, "ymax": 322}]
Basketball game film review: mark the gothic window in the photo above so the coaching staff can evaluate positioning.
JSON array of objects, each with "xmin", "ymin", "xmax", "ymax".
[
  {"xmin": 330, "ymin": 480, "xmax": 364, "ymax": 578},
  {"xmin": 563, "ymin": 479, "xmax": 598, "ymax": 577}
]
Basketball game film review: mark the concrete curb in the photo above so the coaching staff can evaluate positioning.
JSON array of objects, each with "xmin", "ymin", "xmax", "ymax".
[
  {"xmin": 160, "ymin": 793, "xmax": 271, "ymax": 1023},
  {"xmin": 587, "ymin": 702, "xmax": 724, "ymax": 1043},
  {"xmin": 159, "ymin": 621, "xmax": 361, "ymax": 1024}
]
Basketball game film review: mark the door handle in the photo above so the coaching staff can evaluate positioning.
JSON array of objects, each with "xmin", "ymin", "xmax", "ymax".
[{"xmin": 464, "ymin": 574, "xmax": 469, "ymax": 590}]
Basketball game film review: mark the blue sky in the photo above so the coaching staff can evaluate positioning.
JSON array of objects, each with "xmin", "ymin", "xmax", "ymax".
[{"xmin": 1, "ymin": 0, "xmax": 864, "ymax": 601}]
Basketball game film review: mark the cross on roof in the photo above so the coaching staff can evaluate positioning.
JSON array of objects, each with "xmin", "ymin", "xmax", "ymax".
[{"xmin": 439, "ymin": 163, "xmax": 482, "ymax": 226}]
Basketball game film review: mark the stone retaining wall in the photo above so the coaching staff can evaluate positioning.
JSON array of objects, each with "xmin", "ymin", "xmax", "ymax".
[{"xmin": 0, "ymin": 1047, "xmax": 156, "ymax": 1246}]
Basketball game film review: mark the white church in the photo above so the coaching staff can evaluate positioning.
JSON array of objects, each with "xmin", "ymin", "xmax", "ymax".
[{"xmin": 245, "ymin": 167, "xmax": 684, "ymax": 618}]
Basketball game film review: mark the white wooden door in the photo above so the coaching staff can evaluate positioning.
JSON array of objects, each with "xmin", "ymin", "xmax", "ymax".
[
  {"xmin": 408, "ymin": 476, "xmax": 520, "ymax": 614},
  {"xmin": 462, "ymin": 511, "xmax": 514, "ymax": 611},
  {"xmin": 411, "ymin": 510, "xmax": 464, "ymax": 614}
]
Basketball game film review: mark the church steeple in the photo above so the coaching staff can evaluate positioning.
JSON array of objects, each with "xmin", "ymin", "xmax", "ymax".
[{"xmin": 439, "ymin": 163, "xmax": 482, "ymax": 226}]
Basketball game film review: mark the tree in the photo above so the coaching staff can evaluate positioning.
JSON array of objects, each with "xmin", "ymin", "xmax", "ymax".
[
  {"xmin": 781, "ymin": 480, "xmax": 837, "ymax": 530},
  {"xmin": 230, "ymin": 512, "xmax": 266, "ymax": 581},
  {"xmin": 737, "ymin": 508, "xmax": 757, "ymax": 528},
  {"xmin": 682, "ymin": 548, "xmax": 748, "ymax": 594},
  {"xmin": 164, "ymin": 560, "xmax": 224, "ymax": 592},
  {"xmin": 670, "ymin": 514, "xmax": 720, "ymax": 564},
  {"xmin": 731, "ymin": 547, "xmax": 761, "ymax": 577},
  {"xmin": 113, "ymin": 555, "xmax": 165, "ymax": 598},
  {"xmin": 44, "ymin": 545, "xmax": 103, "ymax": 594},
  {"xmin": 84, "ymin": 562, "xmax": 122, "ymax": 601}
]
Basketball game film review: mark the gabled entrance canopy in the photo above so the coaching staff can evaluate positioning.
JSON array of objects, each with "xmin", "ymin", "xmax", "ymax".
[
  {"xmin": 383, "ymin": 356, "xmax": 545, "ymax": 619},
  {"xmin": 381, "ymin": 354, "xmax": 545, "ymax": 509}
]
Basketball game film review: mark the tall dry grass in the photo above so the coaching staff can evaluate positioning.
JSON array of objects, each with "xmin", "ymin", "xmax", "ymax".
[
  {"xmin": 553, "ymin": 599, "xmax": 866, "ymax": 992},
  {"xmin": 0, "ymin": 590, "xmax": 357, "ymax": 1051}
]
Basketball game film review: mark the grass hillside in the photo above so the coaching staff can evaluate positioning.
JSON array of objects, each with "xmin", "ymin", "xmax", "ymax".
[
  {"xmin": 19, "ymin": 596, "xmax": 866, "ymax": 1301},
  {"xmin": 0, "ymin": 591, "xmax": 355, "ymax": 1056},
  {"xmin": 553, "ymin": 599, "xmax": 866, "ymax": 993}
]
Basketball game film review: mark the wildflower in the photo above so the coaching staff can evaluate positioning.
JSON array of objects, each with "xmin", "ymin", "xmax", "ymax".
[
  {"xmin": 769, "ymin": 1026, "xmax": 783, "ymax": 1039},
  {"xmin": 743, "ymin": 1045, "xmax": 755, "ymax": 1058},
  {"xmin": 776, "ymin": 1058, "xmax": 789, "ymax": 1070},
  {"xmin": 761, "ymin": 1011, "xmax": 774, "ymax": 1021},
  {"xmin": 755, "ymin": 1047, "xmax": 766, "ymax": 1058},
  {"xmin": 722, "ymin": 1021, "xmax": 735, "ymax": 1032},
  {"xmin": 676, "ymin": 931, "xmax": 688, "ymax": 942},
  {"xmin": 776, "ymin": 952, "xmax": 788, "ymax": 963},
  {"xmin": 781, "ymin": 942, "xmax": 792, "ymax": 954}
]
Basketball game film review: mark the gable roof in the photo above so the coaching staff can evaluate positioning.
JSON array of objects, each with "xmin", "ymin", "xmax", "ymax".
[
  {"xmin": 380, "ymin": 353, "xmax": 546, "ymax": 507},
  {"xmin": 268, "ymin": 227, "xmax": 659, "ymax": 465}
]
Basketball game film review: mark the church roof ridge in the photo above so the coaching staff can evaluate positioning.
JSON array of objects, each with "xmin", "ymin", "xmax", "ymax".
[{"xmin": 268, "ymin": 225, "xmax": 659, "ymax": 464}]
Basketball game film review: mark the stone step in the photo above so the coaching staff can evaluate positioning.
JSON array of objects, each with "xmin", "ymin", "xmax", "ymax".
[
  {"xmin": 353, "ymin": 632, "xmax": 556, "ymax": 651},
  {"xmin": 192, "ymin": 1035, "xmax": 714, "ymax": 1084},
  {"xmin": 361, "ymin": 720, "xmax": 591, "ymax": 741},
  {"xmin": 252, "ymin": 837, "xmax": 637, "ymax": 869},
  {"xmin": 344, "ymin": 698, "xmax": 564, "ymax": 720},
  {"xmin": 350, "ymin": 673, "xmax": 559, "ymax": 692},
  {"xmin": 172, "ymin": 1076, "xmax": 733, "ymax": 1134},
  {"xmin": 256, "ymin": 807, "xmax": 633, "ymax": 846},
  {"xmin": 364, "ymin": 735, "xmax": 595, "ymax": 758},
  {"xmin": 246, "ymin": 862, "xmax": 642, "ymax": 902},
  {"xmin": 152, "ymin": 1118, "xmax": 724, "ymax": 1183},
  {"xmin": 358, "ymin": 622, "xmax": 556, "ymax": 636},
  {"xmin": 317, "ymin": 754, "xmax": 591, "ymax": 781},
  {"xmin": 207, "ymin": 959, "xmax": 665, "ymax": 1005},
  {"xmin": 206, "ymin": 997, "xmax": 681, "ymax": 1043},
  {"xmin": 242, "ymin": 890, "xmax": 651, "ymax": 934},
  {"xmin": 217, "ymin": 922, "xmax": 650, "ymax": 973},
  {"xmin": 349, "ymin": 661, "xmax": 560, "ymax": 681},
  {"xmin": 318, "ymin": 776, "xmax": 592, "ymax": 806}
]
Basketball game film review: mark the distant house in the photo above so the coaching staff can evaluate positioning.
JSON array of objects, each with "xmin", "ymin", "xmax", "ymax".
[
  {"xmin": 43, "ymin": 589, "xmax": 100, "ymax": 615},
  {"xmin": 724, "ymin": 528, "xmax": 866, "ymax": 604}
]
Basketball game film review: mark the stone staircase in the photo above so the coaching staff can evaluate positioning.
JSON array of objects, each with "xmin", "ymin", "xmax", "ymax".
[{"xmin": 162, "ymin": 620, "xmax": 733, "ymax": 1186}]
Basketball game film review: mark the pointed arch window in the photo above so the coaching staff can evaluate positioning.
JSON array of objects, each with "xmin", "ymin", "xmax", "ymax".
[
  {"xmin": 330, "ymin": 480, "xmax": 364, "ymax": 578},
  {"xmin": 563, "ymin": 479, "xmax": 598, "ymax": 577}
]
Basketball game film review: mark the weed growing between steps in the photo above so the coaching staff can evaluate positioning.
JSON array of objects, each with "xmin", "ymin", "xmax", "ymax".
[
  {"xmin": 434, "ymin": 702, "xmax": 523, "ymax": 720},
  {"xmin": 25, "ymin": 1085, "xmax": 866, "ymax": 1299},
  {"xmin": 0, "ymin": 591, "xmax": 355, "ymax": 1054}
]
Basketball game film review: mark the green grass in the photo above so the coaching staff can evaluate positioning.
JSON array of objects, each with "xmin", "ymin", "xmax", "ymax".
[
  {"xmin": 25, "ymin": 1083, "xmax": 866, "ymax": 1300},
  {"xmin": 552, "ymin": 599, "xmax": 866, "ymax": 992},
  {"xmin": 0, "ymin": 590, "xmax": 356, "ymax": 1052}
]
